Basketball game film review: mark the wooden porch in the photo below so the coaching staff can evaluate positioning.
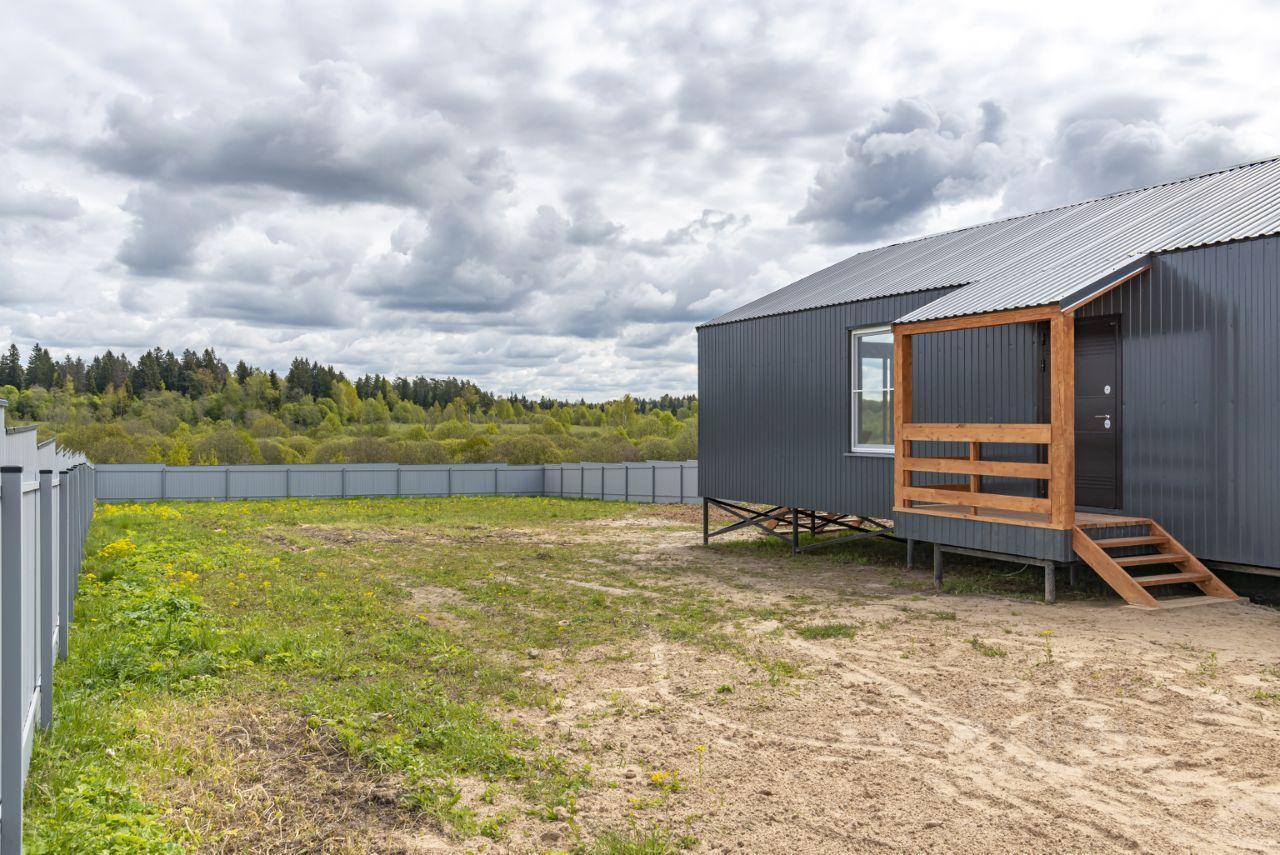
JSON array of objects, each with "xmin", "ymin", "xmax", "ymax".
[{"xmin": 890, "ymin": 304, "xmax": 1241, "ymax": 609}]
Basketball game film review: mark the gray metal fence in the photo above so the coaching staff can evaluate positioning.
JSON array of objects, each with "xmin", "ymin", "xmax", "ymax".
[
  {"xmin": 0, "ymin": 405, "xmax": 93, "ymax": 855},
  {"xmin": 94, "ymin": 461, "xmax": 700, "ymax": 505}
]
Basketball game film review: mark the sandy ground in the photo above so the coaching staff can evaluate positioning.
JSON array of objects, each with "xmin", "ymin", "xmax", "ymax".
[
  {"xmin": 461, "ymin": 516, "xmax": 1280, "ymax": 854},
  {"xmin": 210, "ymin": 510, "xmax": 1280, "ymax": 854}
]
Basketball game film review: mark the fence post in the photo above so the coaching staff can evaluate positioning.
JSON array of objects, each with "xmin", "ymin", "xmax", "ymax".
[
  {"xmin": 341, "ymin": 467, "xmax": 347, "ymax": 499},
  {"xmin": 395, "ymin": 466, "xmax": 401, "ymax": 497},
  {"xmin": 624, "ymin": 466, "xmax": 629, "ymax": 502},
  {"xmin": 493, "ymin": 467, "xmax": 499, "ymax": 496},
  {"xmin": 285, "ymin": 467, "xmax": 292, "ymax": 498},
  {"xmin": 224, "ymin": 466, "xmax": 231, "ymax": 500},
  {"xmin": 446, "ymin": 467, "xmax": 452, "ymax": 498},
  {"xmin": 652, "ymin": 464, "xmax": 657, "ymax": 503},
  {"xmin": 1, "ymin": 466, "xmax": 26, "ymax": 854},
  {"xmin": 57, "ymin": 470, "xmax": 70, "ymax": 660},
  {"xmin": 678, "ymin": 464, "xmax": 685, "ymax": 504},
  {"xmin": 160, "ymin": 465, "xmax": 167, "ymax": 500},
  {"xmin": 38, "ymin": 471, "xmax": 54, "ymax": 730}
]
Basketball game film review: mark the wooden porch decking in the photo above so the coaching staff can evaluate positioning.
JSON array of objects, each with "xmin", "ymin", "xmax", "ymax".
[{"xmin": 893, "ymin": 502, "xmax": 1150, "ymax": 530}]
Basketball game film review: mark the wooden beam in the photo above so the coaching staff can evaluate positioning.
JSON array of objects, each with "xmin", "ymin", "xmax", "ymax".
[
  {"xmin": 1060, "ymin": 263, "xmax": 1151, "ymax": 313},
  {"xmin": 895, "ymin": 504, "xmax": 1060, "ymax": 530},
  {"xmin": 899, "ymin": 486, "xmax": 1051, "ymax": 514},
  {"xmin": 901, "ymin": 457, "xmax": 1050, "ymax": 480},
  {"xmin": 1049, "ymin": 312, "xmax": 1075, "ymax": 528},
  {"xmin": 892, "ymin": 304, "xmax": 1059, "ymax": 337},
  {"xmin": 899, "ymin": 423, "xmax": 1052, "ymax": 443},
  {"xmin": 893, "ymin": 330, "xmax": 912, "ymax": 509}
]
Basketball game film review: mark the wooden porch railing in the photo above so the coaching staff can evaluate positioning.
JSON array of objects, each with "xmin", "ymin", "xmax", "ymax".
[
  {"xmin": 894, "ymin": 422, "xmax": 1073, "ymax": 527},
  {"xmin": 892, "ymin": 305, "xmax": 1076, "ymax": 530}
]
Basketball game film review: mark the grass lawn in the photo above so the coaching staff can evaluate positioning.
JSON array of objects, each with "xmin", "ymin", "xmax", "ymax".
[
  {"xmin": 23, "ymin": 497, "xmax": 1280, "ymax": 854},
  {"xmin": 24, "ymin": 497, "xmax": 758, "ymax": 853}
]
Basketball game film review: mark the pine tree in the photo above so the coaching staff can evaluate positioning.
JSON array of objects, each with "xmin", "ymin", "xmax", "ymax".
[{"xmin": 0, "ymin": 344, "xmax": 23, "ymax": 389}]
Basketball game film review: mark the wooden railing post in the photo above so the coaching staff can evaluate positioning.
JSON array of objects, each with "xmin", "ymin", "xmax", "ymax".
[
  {"xmin": 968, "ymin": 441, "xmax": 980, "ymax": 516},
  {"xmin": 1049, "ymin": 311, "xmax": 1075, "ymax": 528},
  {"xmin": 893, "ymin": 329, "xmax": 913, "ymax": 509}
]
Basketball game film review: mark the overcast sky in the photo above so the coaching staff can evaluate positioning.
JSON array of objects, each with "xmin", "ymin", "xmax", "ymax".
[{"xmin": 3, "ymin": 1, "xmax": 1278, "ymax": 399}]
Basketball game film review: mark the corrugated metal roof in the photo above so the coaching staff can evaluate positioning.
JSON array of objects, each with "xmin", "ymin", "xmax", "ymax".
[{"xmin": 704, "ymin": 156, "xmax": 1280, "ymax": 327}]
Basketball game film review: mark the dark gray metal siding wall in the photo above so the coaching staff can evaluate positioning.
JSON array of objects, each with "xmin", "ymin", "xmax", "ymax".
[
  {"xmin": 698, "ymin": 289, "xmax": 1042, "ymax": 517},
  {"xmin": 1078, "ymin": 234, "xmax": 1280, "ymax": 569}
]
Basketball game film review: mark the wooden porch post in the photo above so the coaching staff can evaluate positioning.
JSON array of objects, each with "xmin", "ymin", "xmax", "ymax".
[
  {"xmin": 893, "ymin": 329, "xmax": 912, "ymax": 509},
  {"xmin": 1049, "ymin": 311, "xmax": 1075, "ymax": 528}
]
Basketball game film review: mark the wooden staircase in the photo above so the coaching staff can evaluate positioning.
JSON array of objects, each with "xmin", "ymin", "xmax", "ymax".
[{"xmin": 1072, "ymin": 519, "xmax": 1243, "ymax": 609}]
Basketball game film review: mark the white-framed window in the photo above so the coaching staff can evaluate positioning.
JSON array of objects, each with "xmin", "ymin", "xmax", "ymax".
[{"xmin": 851, "ymin": 326, "xmax": 894, "ymax": 453}]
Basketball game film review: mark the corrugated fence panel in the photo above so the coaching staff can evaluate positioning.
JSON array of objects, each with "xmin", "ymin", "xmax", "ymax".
[
  {"xmin": 94, "ymin": 463, "xmax": 702, "ymax": 505},
  {"xmin": 231, "ymin": 468, "xmax": 289, "ymax": 499},
  {"xmin": 0, "ymin": 407, "xmax": 93, "ymax": 852}
]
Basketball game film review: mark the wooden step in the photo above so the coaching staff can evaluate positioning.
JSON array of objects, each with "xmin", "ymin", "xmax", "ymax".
[
  {"xmin": 1115, "ymin": 552, "xmax": 1186, "ymax": 567},
  {"xmin": 1072, "ymin": 520, "xmax": 1242, "ymax": 610},
  {"xmin": 1132, "ymin": 571, "xmax": 1212, "ymax": 587},
  {"xmin": 1093, "ymin": 535, "xmax": 1165, "ymax": 549},
  {"xmin": 1127, "ymin": 595, "xmax": 1246, "ymax": 610}
]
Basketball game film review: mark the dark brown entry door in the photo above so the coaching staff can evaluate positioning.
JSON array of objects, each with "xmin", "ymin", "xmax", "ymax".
[{"xmin": 1075, "ymin": 316, "xmax": 1121, "ymax": 508}]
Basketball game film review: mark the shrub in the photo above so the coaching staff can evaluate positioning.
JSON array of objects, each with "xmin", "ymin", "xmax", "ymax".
[
  {"xmin": 673, "ymin": 419, "xmax": 697, "ymax": 460},
  {"xmin": 310, "ymin": 436, "xmax": 398, "ymax": 464},
  {"xmin": 309, "ymin": 439, "xmax": 349, "ymax": 464},
  {"xmin": 192, "ymin": 429, "xmax": 263, "ymax": 465},
  {"xmin": 455, "ymin": 435, "xmax": 493, "ymax": 463},
  {"xmin": 532, "ymin": 416, "xmax": 567, "ymax": 436},
  {"xmin": 494, "ymin": 435, "xmax": 561, "ymax": 465},
  {"xmin": 434, "ymin": 421, "xmax": 473, "ymax": 441},
  {"xmin": 400, "ymin": 424, "xmax": 430, "ymax": 441},
  {"xmin": 637, "ymin": 436, "xmax": 679, "ymax": 460},
  {"xmin": 256, "ymin": 439, "xmax": 302, "ymax": 465},
  {"xmin": 247, "ymin": 412, "xmax": 288, "ymax": 438},
  {"xmin": 393, "ymin": 440, "xmax": 450, "ymax": 464},
  {"xmin": 576, "ymin": 432, "xmax": 640, "ymax": 463},
  {"xmin": 392, "ymin": 400, "xmax": 426, "ymax": 423},
  {"xmin": 281, "ymin": 435, "xmax": 314, "ymax": 457}
]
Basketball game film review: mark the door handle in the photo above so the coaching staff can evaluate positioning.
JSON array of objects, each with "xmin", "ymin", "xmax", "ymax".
[{"xmin": 1094, "ymin": 414, "xmax": 1111, "ymax": 420}]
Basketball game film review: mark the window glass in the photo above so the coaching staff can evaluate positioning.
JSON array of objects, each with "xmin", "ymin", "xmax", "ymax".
[{"xmin": 852, "ymin": 329, "xmax": 893, "ymax": 450}]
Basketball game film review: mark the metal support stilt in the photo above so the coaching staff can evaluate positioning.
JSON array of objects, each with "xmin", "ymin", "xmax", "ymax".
[
  {"xmin": 1069, "ymin": 563, "xmax": 1078, "ymax": 588},
  {"xmin": 791, "ymin": 507, "xmax": 800, "ymax": 555},
  {"xmin": 702, "ymin": 497, "xmax": 709, "ymax": 546},
  {"xmin": 1044, "ymin": 562, "xmax": 1057, "ymax": 604},
  {"xmin": 906, "ymin": 538, "xmax": 915, "ymax": 570},
  {"xmin": 933, "ymin": 543, "xmax": 943, "ymax": 590}
]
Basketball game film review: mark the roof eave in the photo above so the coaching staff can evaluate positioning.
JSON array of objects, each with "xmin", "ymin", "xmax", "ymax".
[{"xmin": 1058, "ymin": 254, "xmax": 1153, "ymax": 314}]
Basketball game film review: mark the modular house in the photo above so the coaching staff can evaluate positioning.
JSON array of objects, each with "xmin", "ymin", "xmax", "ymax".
[{"xmin": 698, "ymin": 158, "xmax": 1280, "ymax": 609}]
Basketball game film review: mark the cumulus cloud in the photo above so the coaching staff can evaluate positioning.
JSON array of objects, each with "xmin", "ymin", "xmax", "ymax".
[
  {"xmin": 86, "ymin": 62, "xmax": 512, "ymax": 209},
  {"xmin": 0, "ymin": 184, "xmax": 81, "ymax": 220},
  {"xmin": 116, "ymin": 188, "xmax": 233, "ymax": 275},
  {"xmin": 794, "ymin": 99, "xmax": 1019, "ymax": 243},
  {"xmin": 1003, "ymin": 97, "xmax": 1268, "ymax": 211}
]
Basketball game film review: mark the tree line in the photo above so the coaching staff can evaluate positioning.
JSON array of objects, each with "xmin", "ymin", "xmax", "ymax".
[{"xmin": 3, "ymin": 343, "xmax": 698, "ymax": 467}]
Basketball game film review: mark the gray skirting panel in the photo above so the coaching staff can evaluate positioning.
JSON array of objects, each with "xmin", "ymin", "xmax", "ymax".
[{"xmin": 893, "ymin": 511, "xmax": 1073, "ymax": 563}]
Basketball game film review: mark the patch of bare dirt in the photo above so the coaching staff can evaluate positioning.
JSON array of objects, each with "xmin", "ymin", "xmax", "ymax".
[
  {"xmin": 505, "ymin": 513, "xmax": 1280, "ymax": 854},
  {"xmin": 142, "ymin": 701, "xmax": 456, "ymax": 854}
]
